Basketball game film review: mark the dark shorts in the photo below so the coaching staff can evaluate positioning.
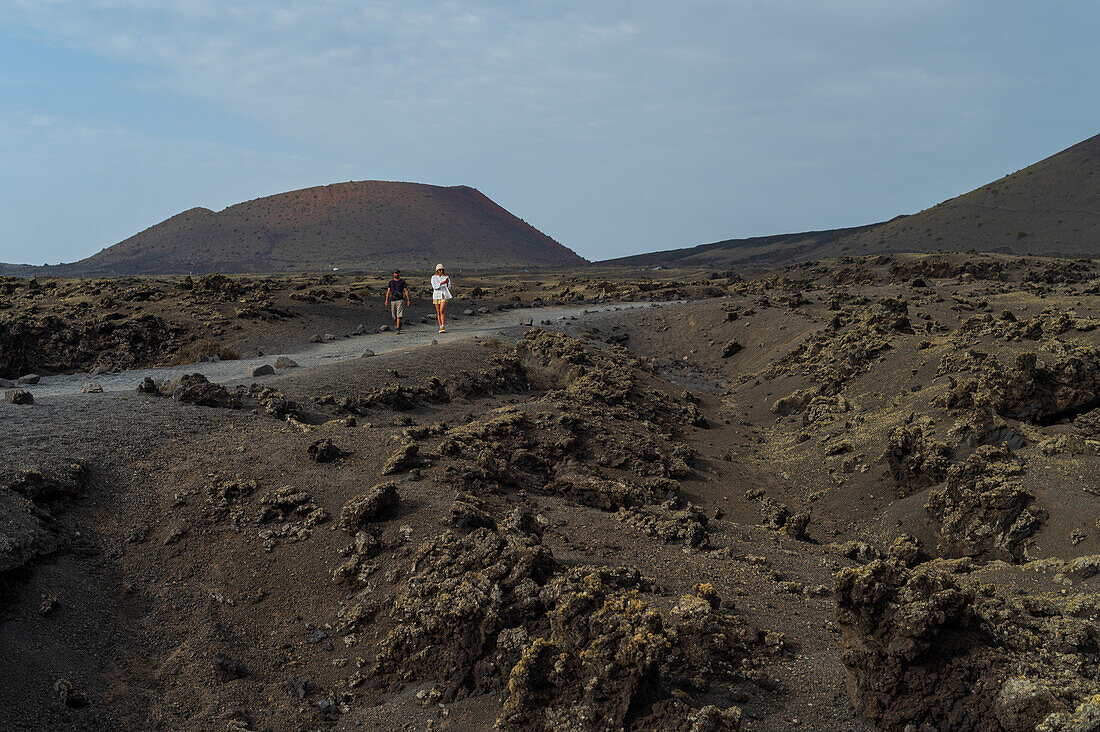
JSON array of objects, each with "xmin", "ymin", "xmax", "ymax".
[{"xmin": 390, "ymin": 300, "xmax": 406, "ymax": 319}]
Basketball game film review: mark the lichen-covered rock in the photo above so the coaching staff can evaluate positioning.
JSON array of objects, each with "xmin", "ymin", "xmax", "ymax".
[
  {"xmin": 342, "ymin": 378, "xmax": 449, "ymax": 413},
  {"xmin": 373, "ymin": 527, "xmax": 555, "ymax": 698},
  {"xmin": 370, "ymin": 522, "xmax": 773, "ymax": 730},
  {"xmin": 884, "ymin": 534, "xmax": 927, "ymax": 568},
  {"xmin": 888, "ymin": 256, "xmax": 1004, "ymax": 282},
  {"xmin": 499, "ymin": 573, "xmax": 767, "ymax": 731},
  {"xmin": 171, "ymin": 373, "xmax": 240, "ymax": 408},
  {"xmin": 4, "ymin": 389, "xmax": 33, "ymax": 404},
  {"xmin": 307, "ymin": 438, "xmax": 347, "ymax": 463},
  {"xmin": 137, "ymin": 376, "xmax": 161, "ymax": 395},
  {"xmin": 759, "ymin": 499, "xmax": 790, "ymax": 530},
  {"xmin": 995, "ymin": 677, "xmax": 1067, "ymax": 732},
  {"xmin": 925, "ymin": 446, "xmax": 1042, "ymax": 561},
  {"xmin": 836, "ymin": 558, "xmax": 1002, "ymax": 730},
  {"xmin": 762, "ymin": 300, "xmax": 906, "ymax": 393},
  {"xmin": 1036, "ymin": 695, "xmax": 1100, "ymax": 732},
  {"xmin": 1074, "ymin": 408, "xmax": 1100, "ymax": 439},
  {"xmin": 0, "ymin": 311, "xmax": 188, "ymax": 379},
  {"xmin": 784, "ymin": 511, "xmax": 811, "ymax": 541},
  {"xmin": 616, "ymin": 505, "xmax": 709, "ymax": 548},
  {"xmin": 338, "ymin": 482, "xmax": 398, "ymax": 531},
  {"xmin": 994, "ymin": 347, "xmax": 1100, "ymax": 424},
  {"xmin": 721, "ymin": 340, "xmax": 742, "ymax": 358},
  {"xmin": 882, "ymin": 424, "xmax": 952, "ymax": 496},
  {"xmin": 498, "ymin": 586, "xmax": 671, "ymax": 730},
  {"xmin": 450, "ymin": 493, "xmax": 497, "ymax": 531},
  {"xmin": 381, "ymin": 442, "xmax": 420, "ymax": 475},
  {"xmin": 248, "ymin": 385, "xmax": 301, "ymax": 420},
  {"xmin": 257, "ymin": 487, "xmax": 326, "ymax": 527},
  {"xmin": 332, "ymin": 530, "xmax": 383, "ymax": 586},
  {"xmin": 3, "ymin": 462, "xmax": 86, "ymax": 501},
  {"xmin": 837, "ymin": 558, "xmax": 1100, "ymax": 731}
]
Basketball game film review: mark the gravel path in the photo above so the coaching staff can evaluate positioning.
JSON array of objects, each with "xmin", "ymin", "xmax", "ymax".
[{"xmin": 11, "ymin": 301, "xmax": 677, "ymax": 399}]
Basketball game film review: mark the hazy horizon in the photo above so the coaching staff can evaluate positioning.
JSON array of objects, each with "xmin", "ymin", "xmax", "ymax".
[{"xmin": 2, "ymin": 1, "xmax": 1098, "ymax": 265}]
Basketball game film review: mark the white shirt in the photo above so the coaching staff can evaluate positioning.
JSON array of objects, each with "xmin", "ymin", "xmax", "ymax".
[{"xmin": 431, "ymin": 274, "xmax": 452, "ymax": 300}]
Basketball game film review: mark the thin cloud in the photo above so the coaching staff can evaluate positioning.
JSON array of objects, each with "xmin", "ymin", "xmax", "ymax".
[{"xmin": 0, "ymin": 1, "xmax": 1097, "ymax": 262}]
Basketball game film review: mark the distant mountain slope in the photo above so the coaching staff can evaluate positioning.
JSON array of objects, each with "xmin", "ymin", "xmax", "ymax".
[
  {"xmin": 826, "ymin": 133, "xmax": 1100, "ymax": 258},
  {"xmin": 604, "ymin": 133, "xmax": 1100, "ymax": 269},
  {"xmin": 38, "ymin": 181, "xmax": 586, "ymax": 275},
  {"xmin": 600, "ymin": 223, "xmax": 884, "ymax": 269}
]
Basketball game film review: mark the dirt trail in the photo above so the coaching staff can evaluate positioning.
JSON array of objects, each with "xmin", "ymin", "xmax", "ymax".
[{"xmin": 15, "ymin": 301, "xmax": 678, "ymax": 399}]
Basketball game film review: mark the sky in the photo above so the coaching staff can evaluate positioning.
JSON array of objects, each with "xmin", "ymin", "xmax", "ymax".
[{"xmin": 1, "ymin": 1, "xmax": 1098, "ymax": 264}]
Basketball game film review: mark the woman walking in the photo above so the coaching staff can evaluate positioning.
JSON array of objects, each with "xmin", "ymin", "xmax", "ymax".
[{"xmin": 431, "ymin": 264, "xmax": 452, "ymax": 332}]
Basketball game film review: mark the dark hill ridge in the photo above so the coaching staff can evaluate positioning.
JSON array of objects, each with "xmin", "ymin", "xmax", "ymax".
[
  {"xmin": 826, "ymin": 132, "xmax": 1100, "ymax": 258},
  {"xmin": 601, "ymin": 222, "xmax": 885, "ymax": 269},
  {"xmin": 25, "ymin": 181, "xmax": 586, "ymax": 275},
  {"xmin": 603, "ymin": 132, "xmax": 1100, "ymax": 268}
]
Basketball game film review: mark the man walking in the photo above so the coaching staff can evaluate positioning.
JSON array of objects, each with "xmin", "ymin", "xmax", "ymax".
[{"xmin": 384, "ymin": 270, "xmax": 411, "ymax": 333}]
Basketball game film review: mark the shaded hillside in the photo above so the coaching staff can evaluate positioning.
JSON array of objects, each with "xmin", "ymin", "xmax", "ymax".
[
  {"xmin": 34, "ymin": 182, "xmax": 586, "ymax": 275},
  {"xmin": 604, "ymin": 133, "xmax": 1100, "ymax": 270},
  {"xmin": 828, "ymin": 133, "xmax": 1100, "ymax": 258},
  {"xmin": 601, "ymin": 223, "xmax": 883, "ymax": 269}
]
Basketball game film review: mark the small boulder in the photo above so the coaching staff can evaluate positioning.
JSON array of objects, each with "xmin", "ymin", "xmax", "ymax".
[
  {"xmin": 450, "ymin": 496, "xmax": 496, "ymax": 531},
  {"xmin": 172, "ymin": 374, "xmax": 239, "ymax": 408},
  {"xmin": 381, "ymin": 443, "xmax": 420, "ymax": 475},
  {"xmin": 379, "ymin": 325, "xmax": 391, "ymax": 333},
  {"xmin": 463, "ymin": 308, "xmax": 475, "ymax": 316},
  {"xmin": 80, "ymin": 383, "xmax": 103, "ymax": 394},
  {"xmin": 354, "ymin": 323, "xmax": 366, "ymax": 335},
  {"xmin": 323, "ymin": 333, "xmax": 337, "ymax": 341},
  {"xmin": 5, "ymin": 389, "xmax": 33, "ymax": 405},
  {"xmin": 17, "ymin": 374, "xmax": 40, "ymax": 385},
  {"xmin": 53, "ymin": 679, "xmax": 88, "ymax": 708},
  {"xmin": 274, "ymin": 356, "xmax": 299, "ymax": 370},
  {"xmin": 721, "ymin": 341, "xmax": 743, "ymax": 358},
  {"xmin": 137, "ymin": 377, "xmax": 161, "ymax": 395},
  {"xmin": 250, "ymin": 364, "xmax": 276, "ymax": 378},
  {"xmin": 339, "ymin": 482, "xmax": 399, "ymax": 531},
  {"xmin": 308, "ymin": 439, "xmax": 348, "ymax": 463},
  {"xmin": 360, "ymin": 350, "xmax": 376, "ymax": 358},
  {"xmin": 784, "ymin": 512, "xmax": 811, "ymax": 541},
  {"xmin": 310, "ymin": 333, "xmax": 323, "ymax": 343}
]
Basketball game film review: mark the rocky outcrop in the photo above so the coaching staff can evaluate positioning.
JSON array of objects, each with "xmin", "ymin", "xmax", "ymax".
[
  {"xmin": 0, "ymin": 312, "xmax": 188, "ymax": 379},
  {"xmin": 0, "ymin": 462, "xmax": 86, "ymax": 576},
  {"xmin": 171, "ymin": 373, "xmax": 241, "ymax": 408},
  {"xmin": 882, "ymin": 424, "xmax": 952, "ymax": 496},
  {"xmin": 837, "ymin": 557, "xmax": 1100, "ymax": 732},
  {"xmin": 370, "ymin": 521, "xmax": 768, "ymax": 731},
  {"xmin": 925, "ymin": 446, "xmax": 1043, "ymax": 561},
  {"xmin": 994, "ymin": 348, "xmax": 1100, "ymax": 424}
]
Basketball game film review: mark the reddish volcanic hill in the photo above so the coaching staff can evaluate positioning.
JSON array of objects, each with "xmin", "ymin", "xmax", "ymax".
[{"xmin": 59, "ymin": 181, "xmax": 586, "ymax": 274}]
